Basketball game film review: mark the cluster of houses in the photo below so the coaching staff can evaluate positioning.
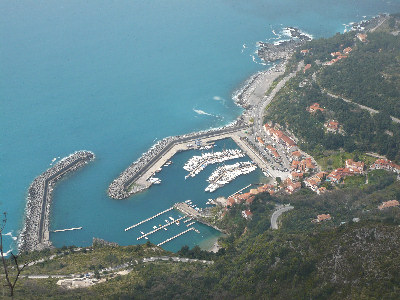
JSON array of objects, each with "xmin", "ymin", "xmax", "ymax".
[
  {"xmin": 323, "ymin": 46, "xmax": 352, "ymax": 66},
  {"xmin": 370, "ymin": 158, "xmax": 400, "ymax": 174},
  {"xmin": 289, "ymin": 157, "xmax": 400, "ymax": 194},
  {"xmin": 284, "ymin": 158, "xmax": 318, "ymax": 194},
  {"xmin": 263, "ymin": 123, "xmax": 297, "ymax": 152},
  {"xmin": 218, "ymin": 184, "xmax": 277, "ymax": 209}
]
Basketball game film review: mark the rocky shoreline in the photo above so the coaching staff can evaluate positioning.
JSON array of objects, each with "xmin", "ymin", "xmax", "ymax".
[
  {"xmin": 19, "ymin": 151, "xmax": 95, "ymax": 253},
  {"xmin": 257, "ymin": 27, "xmax": 311, "ymax": 62}
]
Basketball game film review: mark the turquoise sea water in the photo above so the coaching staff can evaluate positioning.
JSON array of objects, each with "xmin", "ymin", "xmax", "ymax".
[{"xmin": 2, "ymin": 0, "xmax": 400, "ymax": 253}]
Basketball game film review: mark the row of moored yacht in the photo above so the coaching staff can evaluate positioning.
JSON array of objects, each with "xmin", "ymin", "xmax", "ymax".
[
  {"xmin": 183, "ymin": 149, "xmax": 244, "ymax": 179},
  {"xmin": 205, "ymin": 161, "xmax": 257, "ymax": 192}
]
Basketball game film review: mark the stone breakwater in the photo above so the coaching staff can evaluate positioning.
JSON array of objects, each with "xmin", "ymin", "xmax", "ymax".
[
  {"xmin": 19, "ymin": 151, "xmax": 95, "ymax": 253},
  {"xmin": 108, "ymin": 121, "xmax": 248, "ymax": 199}
]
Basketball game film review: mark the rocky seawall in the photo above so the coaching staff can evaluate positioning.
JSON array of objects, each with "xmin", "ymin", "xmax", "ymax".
[{"xmin": 19, "ymin": 151, "xmax": 95, "ymax": 253}]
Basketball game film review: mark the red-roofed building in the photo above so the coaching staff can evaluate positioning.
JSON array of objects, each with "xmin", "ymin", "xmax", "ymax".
[
  {"xmin": 280, "ymin": 134, "xmax": 296, "ymax": 148},
  {"xmin": 317, "ymin": 187, "xmax": 327, "ymax": 195},
  {"xmin": 256, "ymin": 137, "xmax": 265, "ymax": 145},
  {"xmin": 291, "ymin": 150, "xmax": 303, "ymax": 160},
  {"xmin": 370, "ymin": 159, "xmax": 400, "ymax": 174},
  {"xmin": 324, "ymin": 120, "xmax": 339, "ymax": 133},
  {"xmin": 242, "ymin": 210, "xmax": 253, "ymax": 219},
  {"xmin": 307, "ymin": 103, "xmax": 324, "ymax": 113},
  {"xmin": 226, "ymin": 197, "xmax": 236, "ymax": 207},
  {"xmin": 345, "ymin": 159, "xmax": 364, "ymax": 174},
  {"xmin": 378, "ymin": 200, "xmax": 400, "ymax": 210},
  {"xmin": 289, "ymin": 171, "xmax": 304, "ymax": 182},
  {"xmin": 304, "ymin": 176, "xmax": 322, "ymax": 192},
  {"xmin": 317, "ymin": 214, "xmax": 331, "ymax": 222},
  {"xmin": 326, "ymin": 170, "xmax": 343, "ymax": 184},
  {"xmin": 286, "ymin": 180, "xmax": 301, "ymax": 195},
  {"xmin": 303, "ymin": 64, "xmax": 312, "ymax": 73},
  {"xmin": 315, "ymin": 172, "xmax": 327, "ymax": 180},
  {"xmin": 343, "ymin": 47, "xmax": 352, "ymax": 54},
  {"xmin": 300, "ymin": 49, "xmax": 309, "ymax": 54},
  {"xmin": 330, "ymin": 51, "xmax": 342, "ymax": 57},
  {"xmin": 357, "ymin": 33, "xmax": 367, "ymax": 42}
]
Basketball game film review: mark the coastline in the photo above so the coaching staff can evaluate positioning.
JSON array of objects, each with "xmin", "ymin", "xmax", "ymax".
[
  {"xmin": 108, "ymin": 60, "xmax": 288, "ymax": 200},
  {"xmin": 199, "ymin": 233, "xmax": 225, "ymax": 253}
]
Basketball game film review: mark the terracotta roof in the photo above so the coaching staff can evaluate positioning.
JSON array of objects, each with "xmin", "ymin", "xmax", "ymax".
[
  {"xmin": 317, "ymin": 214, "xmax": 331, "ymax": 222},
  {"xmin": 378, "ymin": 200, "xmax": 400, "ymax": 210},
  {"xmin": 325, "ymin": 120, "xmax": 339, "ymax": 130},
  {"xmin": 292, "ymin": 150, "xmax": 302, "ymax": 157},
  {"xmin": 303, "ymin": 64, "xmax": 312, "ymax": 73},
  {"xmin": 357, "ymin": 33, "xmax": 367, "ymax": 42},
  {"xmin": 343, "ymin": 47, "xmax": 352, "ymax": 54},
  {"xmin": 281, "ymin": 134, "xmax": 296, "ymax": 147},
  {"xmin": 308, "ymin": 103, "xmax": 324, "ymax": 113}
]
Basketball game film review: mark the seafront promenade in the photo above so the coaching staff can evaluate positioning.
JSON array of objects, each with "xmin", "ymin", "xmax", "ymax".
[{"xmin": 20, "ymin": 151, "xmax": 95, "ymax": 252}]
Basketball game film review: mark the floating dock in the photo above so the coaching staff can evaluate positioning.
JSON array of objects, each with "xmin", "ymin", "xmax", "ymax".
[
  {"xmin": 136, "ymin": 216, "xmax": 186, "ymax": 240},
  {"xmin": 157, "ymin": 227, "xmax": 198, "ymax": 246},
  {"xmin": 125, "ymin": 207, "xmax": 174, "ymax": 231},
  {"xmin": 52, "ymin": 227, "xmax": 82, "ymax": 233}
]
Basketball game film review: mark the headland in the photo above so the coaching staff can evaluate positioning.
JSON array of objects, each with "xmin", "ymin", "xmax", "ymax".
[{"xmin": 19, "ymin": 151, "xmax": 95, "ymax": 252}]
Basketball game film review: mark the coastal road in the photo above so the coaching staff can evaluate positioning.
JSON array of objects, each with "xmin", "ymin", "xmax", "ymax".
[{"xmin": 271, "ymin": 205, "xmax": 294, "ymax": 230}]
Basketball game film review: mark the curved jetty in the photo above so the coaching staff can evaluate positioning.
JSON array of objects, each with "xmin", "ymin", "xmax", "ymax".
[
  {"xmin": 108, "ymin": 122, "xmax": 248, "ymax": 199},
  {"xmin": 19, "ymin": 151, "xmax": 95, "ymax": 252}
]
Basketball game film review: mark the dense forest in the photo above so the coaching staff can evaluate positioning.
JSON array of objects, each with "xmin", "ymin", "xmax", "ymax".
[{"xmin": 319, "ymin": 32, "xmax": 400, "ymax": 117}]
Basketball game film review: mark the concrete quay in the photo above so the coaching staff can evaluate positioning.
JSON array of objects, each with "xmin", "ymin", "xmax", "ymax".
[
  {"xmin": 19, "ymin": 151, "xmax": 95, "ymax": 253},
  {"xmin": 108, "ymin": 123, "xmax": 249, "ymax": 199}
]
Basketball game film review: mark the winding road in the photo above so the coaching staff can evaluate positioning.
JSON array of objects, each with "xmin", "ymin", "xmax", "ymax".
[{"xmin": 271, "ymin": 205, "xmax": 294, "ymax": 230}]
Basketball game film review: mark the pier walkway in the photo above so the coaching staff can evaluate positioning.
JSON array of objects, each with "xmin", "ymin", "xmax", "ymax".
[
  {"xmin": 228, "ymin": 184, "xmax": 252, "ymax": 198},
  {"xmin": 52, "ymin": 227, "xmax": 82, "ymax": 233},
  {"xmin": 125, "ymin": 207, "xmax": 173, "ymax": 231},
  {"xmin": 157, "ymin": 227, "xmax": 197, "ymax": 246},
  {"xmin": 136, "ymin": 216, "xmax": 186, "ymax": 240}
]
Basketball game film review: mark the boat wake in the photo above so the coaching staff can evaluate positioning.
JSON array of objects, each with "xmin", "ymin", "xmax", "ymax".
[
  {"xmin": 4, "ymin": 231, "xmax": 17, "ymax": 241},
  {"xmin": 193, "ymin": 108, "xmax": 215, "ymax": 117}
]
